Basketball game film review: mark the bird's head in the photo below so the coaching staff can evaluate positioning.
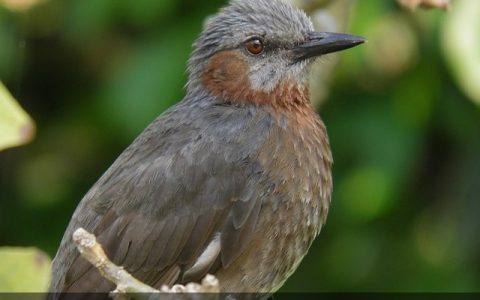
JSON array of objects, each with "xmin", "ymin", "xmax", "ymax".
[{"xmin": 187, "ymin": 0, "xmax": 365, "ymax": 107}]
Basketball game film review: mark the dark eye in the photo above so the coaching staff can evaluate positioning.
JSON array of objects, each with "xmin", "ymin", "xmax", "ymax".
[{"xmin": 245, "ymin": 38, "xmax": 264, "ymax": 55}]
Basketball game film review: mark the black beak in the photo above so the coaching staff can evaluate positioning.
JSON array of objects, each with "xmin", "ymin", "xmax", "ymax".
[{"xmin": 293, "ymin": 32, "xmax": 366, "ymax": 62}]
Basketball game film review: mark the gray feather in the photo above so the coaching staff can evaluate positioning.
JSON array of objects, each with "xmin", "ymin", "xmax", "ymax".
[{"xmin": 51, "ymin": 100, "xmax": 275, "ymax": 291}]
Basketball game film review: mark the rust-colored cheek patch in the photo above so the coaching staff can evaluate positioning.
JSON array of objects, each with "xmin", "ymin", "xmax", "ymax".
[
  {"xmin": 201, "ymin": 50, "xmax": 310, "ymax": 110},
  {"xmin": 202, "ymin": 50, "xmax": 251, "ymax": 102}
]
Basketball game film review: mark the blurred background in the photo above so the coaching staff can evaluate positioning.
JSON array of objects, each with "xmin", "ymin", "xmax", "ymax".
[{"xmin": 0, "ymin": 0, "xmax": 479, "ymax": 293}]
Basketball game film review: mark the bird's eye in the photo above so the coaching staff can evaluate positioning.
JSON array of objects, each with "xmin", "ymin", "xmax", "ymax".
[{"xmin": 245, "ymin": 38, "xmax": 264, "ymax": 55}]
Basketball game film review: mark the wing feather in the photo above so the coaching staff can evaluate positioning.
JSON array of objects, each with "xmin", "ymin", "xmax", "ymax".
[{"xmin": 51, "ymin": 103, "xmax": 274, "ymax": 293}]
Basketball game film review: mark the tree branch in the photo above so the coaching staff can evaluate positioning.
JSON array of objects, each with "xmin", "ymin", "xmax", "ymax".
[
  {"xmin": 397, "ymin": 0, "xmax": 451, "ymax": 10},
  {"xmin": 72, "ymin": 228, "xmax": 220, "ymax": 299}
]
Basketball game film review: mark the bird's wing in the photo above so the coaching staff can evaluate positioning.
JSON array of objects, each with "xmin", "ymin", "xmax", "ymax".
[{"xmin": 52, "ymin": 103, "xmax": 273, "ymax": 292}]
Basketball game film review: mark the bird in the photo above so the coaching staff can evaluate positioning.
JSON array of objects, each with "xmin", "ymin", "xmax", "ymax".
[{"xmin": 49, "ymin": 0, "xmax": 365, "ymax": 297}]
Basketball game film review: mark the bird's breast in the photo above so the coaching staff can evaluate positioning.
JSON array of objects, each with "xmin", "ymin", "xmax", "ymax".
[
  {"xmin": 258, "ymin": 106, "xmax": 333, "ymax": 230},
  {"xmin": 258, "ymin": 109, "xmax": 332, "ymax": 288},
  {"xmin": 216, "ymin": 107, "xmax": 333, "ymax": 293}
]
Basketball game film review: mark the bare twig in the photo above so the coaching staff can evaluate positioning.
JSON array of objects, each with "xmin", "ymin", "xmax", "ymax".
[
  {"xmin": 72, "ymin": 228, "xmax": 160, "ymax": 295},
  {"xmin": 72, "ymin": 228, "xmax": 220, "ymax": 299}
]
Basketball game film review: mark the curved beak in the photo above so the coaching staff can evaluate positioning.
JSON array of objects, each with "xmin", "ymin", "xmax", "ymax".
[{"xmin": 293, "ymin": 32, "xmax": 366, "ymax": 62}]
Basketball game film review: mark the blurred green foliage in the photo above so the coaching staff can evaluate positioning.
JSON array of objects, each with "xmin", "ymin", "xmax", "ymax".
[{"xmin": 0, "ymin": 0, "xmax": 479, "ymax": 292}]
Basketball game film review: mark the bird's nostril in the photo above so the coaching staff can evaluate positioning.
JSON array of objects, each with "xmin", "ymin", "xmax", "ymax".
[{"xmin": 308, "ymin": 32, "xmax": 326, "ymax": 40}]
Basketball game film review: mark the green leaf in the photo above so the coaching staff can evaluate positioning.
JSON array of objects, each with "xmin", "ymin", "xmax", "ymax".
[
  {"xmin": 442, "ymin": 0, "xmax": 480, "ymax": 105},
  {"xmin": 0, "ymin": 247, "xmax": 51, "ymax": 292},
  {"xmin": 0, "ymin": 82, "xmax": 36, "ymax": 151}
]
